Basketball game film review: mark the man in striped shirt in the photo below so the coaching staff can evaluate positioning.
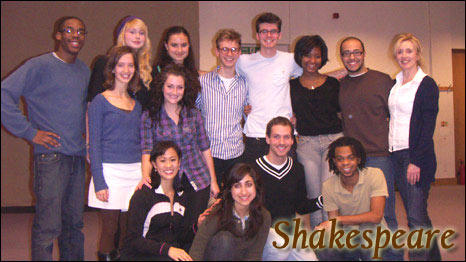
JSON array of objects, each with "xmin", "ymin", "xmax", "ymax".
[{"xmin": 196, "ymin": 29, "xmax": 248, "ymax": 185}]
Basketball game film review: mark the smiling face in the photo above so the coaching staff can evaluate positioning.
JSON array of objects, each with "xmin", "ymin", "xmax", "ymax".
[
  {"xmin": 162, "ymin": 74, "xmax": 185, "ymax": 106},
  {"xmin": 301, "ymin": 47, "xmax": 322, "ymax": 73},
  {"xmin": 256, "ymin": 23, "xmax": 281, "ymax": 50},
  {"xmin": 231, "ymin": 174, "xmax": 257, "ymax": 210},
  {"xmin": 216, "ymin": 39, "xmax": 241, "ymax": 70},
  {"xmin": 152, "ymin": 147, "xmax": 180, "ymax": 181},
  {"xmin": 56, "ymin": 18, "xmax": 86, "ymax": 58},
  {"xmin": 113, "ymin": 53, "xmax": 135, "ymax": 86},
  {"xmin": 340, "ymin": 39, "xmax": 366, "ymax": 76},
  {"xmin": 334, "ymin": 145, "xmax": 360, "ymax": 178},
  {"xmin": 165, "ymin": 33, "xmax": 190, "ymax": 65},
  {"xmin": 124, "ymin": 26, "xmax": 146, "ymax": 50},
  {"xmin": 395, "ymin": 40, "xmax": 419, "ymax": 72},
  {"xmin": 266, "ymin": 124, "xmax": 293, "ymax": 162}
]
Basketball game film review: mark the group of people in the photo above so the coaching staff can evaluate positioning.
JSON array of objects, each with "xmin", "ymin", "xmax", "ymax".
[{"xmin": 1, "ymin": 11, "xmax": 441, "ymax": 261}]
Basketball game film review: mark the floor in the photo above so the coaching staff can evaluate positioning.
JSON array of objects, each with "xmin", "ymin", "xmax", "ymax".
[{"xmin": 1, "ymin": 185, "xmax": 465, "ymax": 261}]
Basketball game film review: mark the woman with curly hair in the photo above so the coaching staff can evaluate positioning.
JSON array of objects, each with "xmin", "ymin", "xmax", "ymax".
[
  {"xmin": 139, "ymin": 63, "xmax": 219, "ymax": 228},
  {"xmin": 189, "ymin": 163, "xmax": 271, "ymax": 261}
]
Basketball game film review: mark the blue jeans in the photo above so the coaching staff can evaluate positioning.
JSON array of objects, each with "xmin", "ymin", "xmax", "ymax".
[
  {"xmin": 32, "ymin": 153, "xmax": 85, "ymax": 261},
  {"xmin": 366, "ymin": 156, "xmax": 403, "ymax": 260},
  {"xmin": 296, "ymin": 133, "xmax": 343, "ymax": 228},
  {"xmin": 391, "ymin": 150, "xmax": 441, "ymax": 261}
]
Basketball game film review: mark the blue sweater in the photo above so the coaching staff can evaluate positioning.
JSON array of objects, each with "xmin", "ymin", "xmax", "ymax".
[
  {"xmin": 1, "ymin": 53, "xmax": 90, "ymax": 156},
  {"xmin": 88, "ymin": 94, "xmax": 142, "ymax": 191}
]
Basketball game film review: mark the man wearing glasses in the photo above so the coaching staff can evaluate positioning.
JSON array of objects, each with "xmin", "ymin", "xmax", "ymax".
[
  {"xmin": 197, "ymin": 29, "xmax": 247, "ymax": 185},
  {"xmin": 338, "ymin": 37, "xmax": 403, "ymax": 261},
  {"xmin": 1, "ymin": 16, "xmax": 90, "ymax": 260},
  {"xmin": 236, "ymin": 12, "xmax": 302, "ymax": 164}
]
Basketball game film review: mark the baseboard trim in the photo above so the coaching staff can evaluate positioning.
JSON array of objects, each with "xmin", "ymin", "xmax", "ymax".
[
  {"xmin": 1, "ymin": 205, "xmax": 99, "ymax": 214},
  {"xmin": 432, "ymin": 178, "xmax": 460, "ymax": 186}
]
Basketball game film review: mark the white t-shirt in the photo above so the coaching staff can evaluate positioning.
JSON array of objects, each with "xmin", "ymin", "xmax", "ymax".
[
  {"xmin": 236, "ymin": 51, "xmax": 302, "ymax": 138},
  {"xmin": 218, "ymin": 74, "xmax": 235, "ymax": 93}
]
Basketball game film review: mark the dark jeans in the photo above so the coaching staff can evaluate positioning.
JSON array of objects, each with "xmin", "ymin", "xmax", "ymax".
[
  {"xmin": 204, "ymin": 231, "xmax": 243, "ymax": 261},
  {"xmin": 242, "ymin": 136, "xmax": 297, "ymax": 164},
  {"xmin": 391, "ymin": 149, "xmax": 442, "ymax": 261},
  {"xmin": 32, "ymin": 153, "xmax": 86, "ymax": 261},
  {"xmin": 366, "ymin": 156, "xmax": 404, "ymax": 260},
  {"xmin": 180, "ymin": 174, "xmax": 210, "ymax": 228},
  {"xmin": 213, "ymin": 155, "xmax": 243, "ymax": 187}
]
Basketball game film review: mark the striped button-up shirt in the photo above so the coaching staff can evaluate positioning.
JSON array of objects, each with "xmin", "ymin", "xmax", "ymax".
[
  {"xmin": 141, "ymin": 107, "xmax": 211, "ymax": 191},
  {"xmin": 196, "ymin": 68, "xmax": 248, "ymax": 160}
]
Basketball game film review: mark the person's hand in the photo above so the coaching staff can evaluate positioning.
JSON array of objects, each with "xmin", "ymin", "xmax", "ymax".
[
  {"xmin": 290, "ymin": 114, "xmax": 297, "ymax": 128},
  {"xmin": 210, "ymin": 181, "xmax": 220, "ymax": 198},
  {"xmin": 136, "ymin": 176, "xmax": 152, "ymax": 191},
  {"xmin": 197, "ymin": 198, "xmax": 221, "ymax": 226},
  {"xmin": 407, "ymin": 163, "xmax": 421, "ymax": 185},
  {"xmin": 315, "ymin": 220, "xmax": 333, "ymax": 231},
  {"xmin": 96, "ymin": 189, "xmax": 109, "ymax": 202},
  {"xmin": 329, "ymin": 68, "xmax": 348, "ymax": 80},
  {"xmin": 168, "ymin": 247, "xmax": 193, "ymax": 261},
  {"xmin": 32, "ymin": 130, "xmax": 60, "ymax": 149},
  {"xmin": 244, "ymin": 105, "xmax": 252, "ymax": 116}
]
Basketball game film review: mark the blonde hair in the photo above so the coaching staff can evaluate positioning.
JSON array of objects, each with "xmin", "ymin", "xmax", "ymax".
[
  {"xmin": 392, "ymin": 33, "xmax": 423, "ymax": 68},
  {"xmin": 116, "ymin": 18, "xmax": 152, "ymax": 89}
]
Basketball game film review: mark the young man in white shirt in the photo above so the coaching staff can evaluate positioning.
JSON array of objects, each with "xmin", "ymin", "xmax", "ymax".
[{"xmin": 236, "ymin": 12, "xmax": 302, "ymax": 163}]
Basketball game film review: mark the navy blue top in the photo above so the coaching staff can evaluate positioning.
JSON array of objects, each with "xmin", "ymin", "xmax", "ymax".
[
  {"xmin": 88, "ymin": 94, "xmax": 142, "ymax": 191},
  {"xmin": 408, "ymin": 76, "xmax": 439, "ymax": 186}
]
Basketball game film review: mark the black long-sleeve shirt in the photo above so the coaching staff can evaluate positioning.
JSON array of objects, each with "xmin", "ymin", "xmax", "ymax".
[{"xmin": 123, "ymin": 185, "xmax": 196, "ymax": 259}]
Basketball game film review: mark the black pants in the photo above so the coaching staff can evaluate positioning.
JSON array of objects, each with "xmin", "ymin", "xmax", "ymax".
[
  {"xmin": 180, "ymin": 174, "xmax": 210, "ymax": 227},
  {"xmin": 213, "ymin": 154, "xmax": 244, "ymax": 187}
]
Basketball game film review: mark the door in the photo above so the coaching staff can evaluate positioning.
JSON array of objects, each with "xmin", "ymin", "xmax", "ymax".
[{"xmin": 452, "ymin": 49, "xmax": 465, "ymax": 172}]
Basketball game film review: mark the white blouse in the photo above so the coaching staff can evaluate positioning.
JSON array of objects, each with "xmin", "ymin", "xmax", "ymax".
[{"xmin": 388, "ymin": 67, "xmax": 427, "ymax": 152}]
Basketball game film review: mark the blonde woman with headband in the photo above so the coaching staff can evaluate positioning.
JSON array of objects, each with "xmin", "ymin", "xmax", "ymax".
[
  {"xmin": 88, "ymin": 15, "xmax": 152, "ymax": 108},
  {"xmin": 389, "ymin": 33, "xmax": 441, "ymax": 261}
]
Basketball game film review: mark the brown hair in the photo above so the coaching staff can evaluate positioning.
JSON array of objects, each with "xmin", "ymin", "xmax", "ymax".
[
  {"xmin": 215, "ymin": 29, "xmax": 242, "ymax": 49},
  {"xmin": 103, "ymin": 46, "xmax": 140, "ymax": 92}
]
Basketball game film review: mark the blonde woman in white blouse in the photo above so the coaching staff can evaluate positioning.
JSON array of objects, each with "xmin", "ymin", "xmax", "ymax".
[{"xmin": 389, "ymin": 33, "xmax": 441, "ymax": 261}]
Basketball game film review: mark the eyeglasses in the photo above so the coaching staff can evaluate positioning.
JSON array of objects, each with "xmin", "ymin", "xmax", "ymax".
[
  {"xmin": 259, "ymin": 29, "xmax": 279, "ymax": 36},
  {"xmin": 219, "ymin": 47, "xmax": 240, "ymax": 55},
  {"xmin": 341, "ymin": 51, "xmax": 364, "ymax": 58},
  {"xmin": 61, "ymin": 27, "xmax": 87, "ymax": 35}
]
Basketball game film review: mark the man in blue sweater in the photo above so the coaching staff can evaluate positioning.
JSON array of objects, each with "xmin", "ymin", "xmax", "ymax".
[{"xmin": 1, "ymin": 16, "xmax": 90, "ymax": 260}]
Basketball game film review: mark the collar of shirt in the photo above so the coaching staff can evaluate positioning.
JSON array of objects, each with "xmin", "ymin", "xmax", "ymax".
[
  {"xmin": 395, "ymin": 66, "xmax": 427, "ymax": 86},
  {"xmin": 233, "ymin": 208, "xmax": 250, "ymax": 230},
  {"xmin": 154, "ymin": 184, "xmax": 184, "ymax": 197},
  {"xmin": 335, "ymin": 169, "xmax": 367, "ymax": 194},
  {"xmin": 214, "ymin": 66, "xmax": 243, "ymax": 81}
]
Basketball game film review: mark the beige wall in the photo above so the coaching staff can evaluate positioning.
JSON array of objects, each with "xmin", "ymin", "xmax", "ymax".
[
  {"xmin": 1, "ymin": 1, "xmax": 200, "ymax": 207},
  {"xmin": 199, "ymin": 1, "xmax": 465, "ymax": 180}
]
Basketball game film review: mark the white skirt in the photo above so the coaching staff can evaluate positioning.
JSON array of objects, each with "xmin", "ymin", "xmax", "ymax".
[{"xmin": 88, "ymin": 162, "xmax": 142, "ymax": 211}]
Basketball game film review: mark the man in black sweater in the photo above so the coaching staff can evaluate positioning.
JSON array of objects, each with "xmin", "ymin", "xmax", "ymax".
[{"xmin": 251, "ymin": 117, "xmax": 323, "ymax": 261}]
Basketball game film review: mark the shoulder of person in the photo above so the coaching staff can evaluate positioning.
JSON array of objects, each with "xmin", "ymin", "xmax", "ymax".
[
  {"xmin": 367, "ymin": 69, "xmax": 392, "ymax": 81},
  {"xmin": 419, "ymin": 75, "xmax": 437, "ymax": 88}
]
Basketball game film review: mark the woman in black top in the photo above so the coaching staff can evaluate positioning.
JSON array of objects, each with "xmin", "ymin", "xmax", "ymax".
[
  {"xmin": 290, "ymin": 35, "xmax": 343, "ymax": 228},
  {"xmin": 121, "ymin": 141, "xmax": 196, "ymax": 261}
]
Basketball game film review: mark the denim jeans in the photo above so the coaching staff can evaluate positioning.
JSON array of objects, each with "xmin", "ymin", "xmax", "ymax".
[
  {"xmin": 391, "ymin": 150, "xmax": 442, "ymax": 261},
  {"xmin": 32, "ymin": 153, "xmax": 85, "ymax": 261},
  {"xmin": 262, "ymin": 228, "xmax": 318, "ymax": 261},
  {"xmin": 366, "ymin": 156, "xmax": 404, "ymax": 260},
  {"xmin": 296, "ymin": 133, "xmax": 343, "ymax": 228}
]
